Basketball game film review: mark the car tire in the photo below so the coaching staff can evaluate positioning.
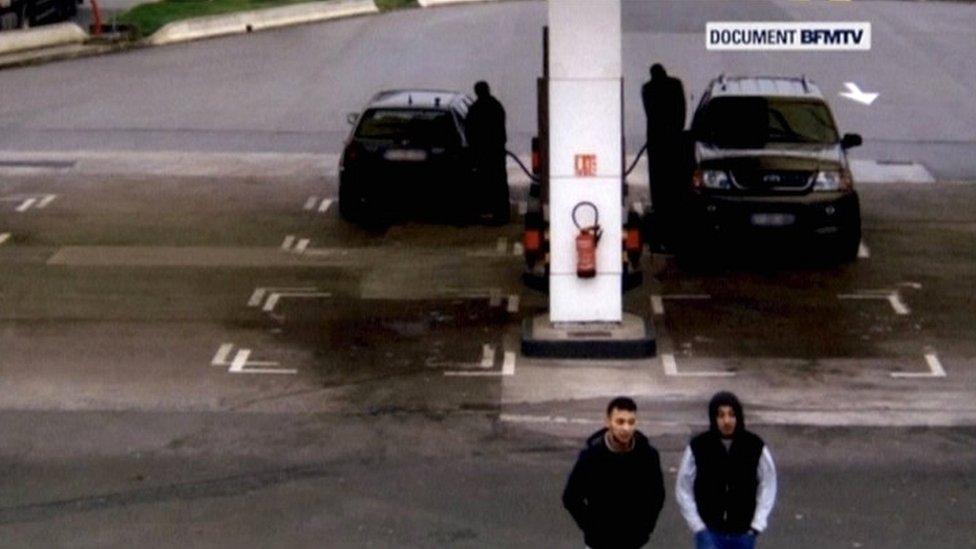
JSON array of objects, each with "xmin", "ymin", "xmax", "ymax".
[{"xmin": 338, "ymin": 182, "xmax": 364, "ymax": 223}]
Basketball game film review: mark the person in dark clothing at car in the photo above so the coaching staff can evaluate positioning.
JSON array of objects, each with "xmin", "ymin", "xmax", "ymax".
[
  {"xmin": 641, "ymin": 64, "xmax": 687, "ymax": 247},
  {"xmin": 563, "ymin": 397, "xmax": 666, "ymax": 549},
  {"xmin": 676, "ymin": 392, "xmax": 777, "ymax": 549},
  {"xmin": 465, "ymin": 80, "xmax": 510, "ymax": 224}
]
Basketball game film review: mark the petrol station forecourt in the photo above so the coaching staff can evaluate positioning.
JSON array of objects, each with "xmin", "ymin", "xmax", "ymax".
[{"xmin": 0, "ymin": 0, "xmax": 975, "ymax": 547}]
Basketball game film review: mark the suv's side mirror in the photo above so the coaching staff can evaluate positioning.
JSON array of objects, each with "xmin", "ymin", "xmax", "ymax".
[
  {"xmin": 346, "ymin": 112, "xmax": 359, "ymax": 126},
  {"xmin": 841, "ymin": 133, "xmax": 862, "ymax": 149}
]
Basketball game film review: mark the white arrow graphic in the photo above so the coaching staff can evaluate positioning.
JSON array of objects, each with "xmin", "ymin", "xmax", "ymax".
[{"xmin": 840, "ymin": 82, "xmax": 879, "ymax": 106}]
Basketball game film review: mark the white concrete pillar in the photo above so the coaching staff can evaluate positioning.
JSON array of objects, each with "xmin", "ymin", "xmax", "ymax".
[{"xmin": 548, "ymin": 0, "xmax": 623, "ymax": 322}]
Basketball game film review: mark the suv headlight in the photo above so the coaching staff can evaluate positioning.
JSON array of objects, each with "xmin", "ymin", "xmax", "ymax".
[
  {"xmin": 813, "ymin": 170, "xmax": 853, "ymax": 192},
  {"xmin": 692, "ymin": 169, "xmax": 732, "ymax": 190}
]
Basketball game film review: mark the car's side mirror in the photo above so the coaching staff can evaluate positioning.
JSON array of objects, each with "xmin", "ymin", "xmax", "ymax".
[
  {"xmin": 346, "ymin": 112, "xmax": 359, "ymax": 126},
  {"xmin": 841, "ymin": 133, "xmax": 862, "ymax": 149}
]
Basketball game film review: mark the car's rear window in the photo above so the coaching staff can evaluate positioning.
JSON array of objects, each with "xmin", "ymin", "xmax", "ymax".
[
  {"xmin": 355, "ymin": 109, "xmax": 460, "ymax": 146},
  {"xmin": 695, "ymin": 97, "xmax": 839, "ymax": 148}
]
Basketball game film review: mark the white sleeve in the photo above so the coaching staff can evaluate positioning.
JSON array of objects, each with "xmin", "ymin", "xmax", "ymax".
[
  {"xmin": 751, "ymin": 446, "xmax": 778, "ymax": 533},
  {"xmin": 676, "ymin": 446, "xmax": 707, "ymax": 533}
]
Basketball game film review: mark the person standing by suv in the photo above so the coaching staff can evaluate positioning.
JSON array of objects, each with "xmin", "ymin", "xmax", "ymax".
[
  {"xmin": 676, "ymin": 392, "xmax": 777, "ymax": 549},
  {"xmin": 641, "ymin": 63, "xmax": 687, "ymax": 245},
  {"xmin": 465, "ymin": 81, "xmax": 510, "ymax": 224},
  {"xmin": 563, "ymin": 397, "xmax": 665, "ymax": 548}
]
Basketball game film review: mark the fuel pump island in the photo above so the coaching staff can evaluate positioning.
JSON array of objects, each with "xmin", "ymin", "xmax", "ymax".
[{"xmin": 521, "ymin": 0, "xmax": 656, "ymax": 358}]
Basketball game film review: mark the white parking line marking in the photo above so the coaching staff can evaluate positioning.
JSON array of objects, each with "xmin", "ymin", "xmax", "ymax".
[
  {"xmin": 480, "ymin": 344, "xmax": 495, "ymax": 368},
  {"xmin": 0, "ymin": 233, "xmax": 9, "ymax": 246},
  {"xmin": 858, "ymin": 241, "xmax": 870, "ymax": 258},
  {"xmin": 496, "ymin": 237, "xmax": 507, "ymax": 254},
  {"xmin": 651, "ymin": 295, "xmax": 664, "ymax": 315},
  {"xmin": 228, "ymin": 349, "xmax": 296, "ymax": 375},
  {"xmin": 211, "ymin": 343, "xmax": 235, "ymax": 366},
  {"xmin": 16, "ymin": 198, "xmax": 36, "ymax": 212},
  {"xmin": 281, "ymin": 235, "xmax": 296, "ymax": 250},
  {"xmin": 262, "ymin": 291, "xmax": 332, "ymax": 313},
  {"xmin": 500, "ymin": 414, "xmax": 599, "ymax": 425},
  {"xmin": 36, "ymin": 194, "xmax": 57, "ymax": 208},
  {"xmin": 507, "ymin": 294, "xmax": 520, "ymax": 314},
  {"xmin": 887, "ymin": 292, "xmax": 910, "ymax": 315},
  {"xmin": 248, "ymin": 289, "xmax": 267, "ymax": 307},
  {"xmin": 489, "ymin": 289, "xmax": 502, "ymax": 308},
  {"xmin": 839, "ymin": 290, "xmax": 910, "ymax": 315},
  {"xmin": 502, "ymin": 352, "xmax": 516, "ymax": 376},
  {"xmin": 262, "ymin": 293, "xmax": 282, "ymax": 313},
  {"xmin": 318, "ymin": 199, "xmax": 334, "ymax": 213},
  {"xmin": 304, "ymin": 196, "xmax": 318, "ymax": 210},
  {"xmin": 662, "ymin": 353, "xmax": 735, "ymax": 378},
  {"xmin": 248, "ymin": 287, "xmax": 317, "ymax": 307},
  {"xmin": 891, "ymin": 353, "xmax": 946, "ymax": 378},
  {"xmin": 294, "ymin": 238, "xmax": 310, "ymax": 254}
]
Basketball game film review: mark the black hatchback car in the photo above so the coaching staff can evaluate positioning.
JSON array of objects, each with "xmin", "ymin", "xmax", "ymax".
[
  {"xmin": 338, "ymin": 89, "xmax": 474, "ymax": 224},
  {"xmin": 678, "ymin": 75, "xmax": 863, "ymax": 262}
]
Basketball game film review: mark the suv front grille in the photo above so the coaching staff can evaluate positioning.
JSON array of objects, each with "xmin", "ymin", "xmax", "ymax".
[{"xmin": 731, "ymin": 170, "xmax": 813, "ymax": 191}]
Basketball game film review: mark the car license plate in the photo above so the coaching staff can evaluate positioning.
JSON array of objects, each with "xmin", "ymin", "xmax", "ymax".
[
  {"xmin": 750, "ymin": 213, "xmax": 796, "ymax": 227},
  {"xmin": 384, "ymin": 149, "xmax": 427, "ymax": 162}
]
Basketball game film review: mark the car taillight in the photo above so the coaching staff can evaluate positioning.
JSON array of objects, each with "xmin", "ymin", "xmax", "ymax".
[{"xmin": 343, "ymin": 143, "xmax": 358, "ymax": 164}]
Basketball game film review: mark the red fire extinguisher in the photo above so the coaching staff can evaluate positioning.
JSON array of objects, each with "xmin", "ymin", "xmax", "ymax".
[{"xmin": 572, "ymin": 202, "xmax": 601, "ymax": 278}]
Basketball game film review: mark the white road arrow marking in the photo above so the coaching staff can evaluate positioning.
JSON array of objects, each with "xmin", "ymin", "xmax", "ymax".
[
  {"xmin": 318, "ymin": 198, "xmax": 334, "ymax": 213},
  {"xmin": 303, "ymin": 196, "xmax": 318, "ymax": 210},
  {"xmin": 840, "ymin": 82, "xmax": 879, "ymax": 106},
  {"xmin": 16, "ymin": 198, "xmax": 36, "ymax": 212}
]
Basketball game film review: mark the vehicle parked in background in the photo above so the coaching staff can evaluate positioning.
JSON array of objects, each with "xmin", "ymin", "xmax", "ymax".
[
  {"xmin": 677, "ymin": 75, "xmax": 863, "ymax": 262},
  {"xmin": 0, "ymin": 0, "xmax": 81, "ymax": 30},
  {"xmin": 338, "ymin": 89, "xmax": 475, "ymax": 225}
]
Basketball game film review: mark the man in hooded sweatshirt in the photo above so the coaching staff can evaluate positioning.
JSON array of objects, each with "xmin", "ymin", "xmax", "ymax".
[
  {"xmin": 563, "ymin": 396, "xmax": 665, "ymax": 548},
  {"xmin": 676, "ymin": 391, "xmax": 777, "ymax": 549}
]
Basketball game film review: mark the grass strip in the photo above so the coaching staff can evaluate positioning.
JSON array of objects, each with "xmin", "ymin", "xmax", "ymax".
[{"xmin": 119, "ymin": 0, "xmax": 418, "ymax": 39}]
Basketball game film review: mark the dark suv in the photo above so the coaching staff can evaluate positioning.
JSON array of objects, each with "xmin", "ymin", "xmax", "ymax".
[
  {"xmin": 338, "ymin": 89, "xmax": 474, "ymax": 224},
  {"xmin": 679, "ymin": 75, "xmax": 863, "ymax": 261}
]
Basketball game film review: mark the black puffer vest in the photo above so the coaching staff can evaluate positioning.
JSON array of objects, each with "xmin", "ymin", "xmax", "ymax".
[{"xmin": 690, "ymin": 430, "xmax": 765, "ymax": 534}]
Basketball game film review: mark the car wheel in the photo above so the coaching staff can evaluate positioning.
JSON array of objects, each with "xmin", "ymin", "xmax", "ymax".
[{"xmin": 338, "ymin": 183, "xmax": 364, "ymax": 223}]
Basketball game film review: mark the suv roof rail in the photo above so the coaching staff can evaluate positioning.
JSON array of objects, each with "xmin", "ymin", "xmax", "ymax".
[
  {"xmin": 801, "ymin": 74, "xmax": 811, "ymax": 93},
  {"xmin": 718, "ymin": 73, "xmax": 727, "ymax": 91}
]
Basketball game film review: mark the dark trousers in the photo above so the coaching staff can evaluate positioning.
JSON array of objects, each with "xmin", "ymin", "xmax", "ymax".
[{"xmin": 474, "ymin": 152, "xmax": 509, "ymax": 220}]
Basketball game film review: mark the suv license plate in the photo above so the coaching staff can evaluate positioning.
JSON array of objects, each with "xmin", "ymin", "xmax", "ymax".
[
  {"xmin": 384, "ymin": 149, "xmax": 427, "ymax": 162},
  {"xmin": 750, "ymin": 213, "xmax": 796, "ymax": 227}
]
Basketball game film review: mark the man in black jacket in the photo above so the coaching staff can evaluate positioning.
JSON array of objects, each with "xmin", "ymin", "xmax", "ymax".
[
  {"xmin": 465, "ymin": 80, "xmax": 510, "ymax": 224},
  {"xmin": 676, "ymin": 392, "xmax": 777, "ymax": 549},
  {"xmin": 563, "ymin": 397, "xmax": 666, "ymax": 548},
  {"xmin": 641, "ymin": 63, "xmax": 687, "ymax": 249}
]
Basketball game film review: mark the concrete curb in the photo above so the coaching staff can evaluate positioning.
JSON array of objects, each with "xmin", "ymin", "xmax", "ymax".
[
  {"xmin": 0, "ymin": 22, "xmax": 88, "ymax": 55},
  {"xmin": 144, "ymin": 0, "xmax": 378, "ymax": 46},
  {"xmin": 417, "ymin": 0, "xmax": 496, "ymax": 6}
]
